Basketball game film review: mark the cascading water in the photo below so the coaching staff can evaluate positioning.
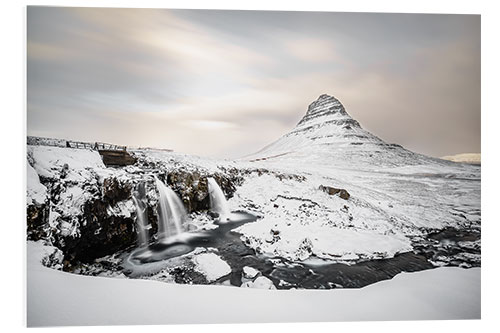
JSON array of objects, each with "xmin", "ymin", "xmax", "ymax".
[
  {"xmin": 207, "ymin": 177, "xmax": 231, "ymax": 222},
  {"xmin": 125, "ymin": 176, "xmax": 257, "ymax": 277},
  {"xmin": 131, "ymin": 183, "xmax": 150, "ymax": 247},
  {"xmin": 154, "ymin": 176, "xmax": 188, "ymax": 240}
]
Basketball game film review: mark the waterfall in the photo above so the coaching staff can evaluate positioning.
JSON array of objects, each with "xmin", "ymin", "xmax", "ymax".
[
  {"xmin": 154, "ymin": 176, "xmax": 187, "ymax": 240},
  {"xmin": 207, "ymin": 177, "xmax": 231, "ymax": 222},
  {"xmin": 131, "ymin": 183, "xmax": 150, "ymax": 247}
]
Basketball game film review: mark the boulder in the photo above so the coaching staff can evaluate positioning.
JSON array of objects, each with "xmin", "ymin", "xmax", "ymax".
[
  {"xmin": 319, "ymin": 185, "xmax": 350, "ymax": 200},
  {"xmin": 242, "ymin": 266, "xmax": 260, "ymax": 279},
  {"xmin": 241, "ymin": 276, "xmax": 276, "ymax": 290}
]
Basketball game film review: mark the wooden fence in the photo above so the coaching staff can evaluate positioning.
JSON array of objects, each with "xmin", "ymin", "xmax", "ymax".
[{"xmin": 27, "ymin": 136, "xmax": 127, "ymax": 151}]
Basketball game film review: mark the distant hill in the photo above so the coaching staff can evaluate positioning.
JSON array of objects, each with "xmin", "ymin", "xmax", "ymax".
[{"xmin": 441, "ymin": 153, "xmax": 481, "ymax": 165}]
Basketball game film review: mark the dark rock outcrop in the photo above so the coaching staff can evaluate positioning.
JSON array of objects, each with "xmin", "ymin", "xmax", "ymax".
[
  {"xmin": 319, "ymin": 185, "xmax": 350, "ymax": 200},
  {"xmin": 98, "ymin": 150, "xmax": 137, "ymax": 166},
  {"xmin": 60, "ymin": 199, "xmax": 137, "ymax": 267},
  {"xmin": 297, "ymin": 94, "xmax": 353, "ymax": 127},
  {"xmin": 27, "ymin": 203, "xmax": 49, "ymax": 241},
  {"xmin": 161, "ymin": 170, "xmax": 243, "ymax": 213},
  {"xmin": 102, "ymin": 177, "xmax": 132, "ymax": 205}
]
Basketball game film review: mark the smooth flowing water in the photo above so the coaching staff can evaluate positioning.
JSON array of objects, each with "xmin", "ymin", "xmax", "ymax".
[
  {"xmin": 131, "ymin": 183, "xmax": 149, "ymax": 247},
  {"xmin": 128, "ymin": 177, "xmax": 202, "ymax": 272},
  {"xmin": 207, "ymin": 177, "xmax": 231, "ymax": 222},
  {"xmin": 155, "ymin": 176, "xmax": 187, "ymax": 240}
]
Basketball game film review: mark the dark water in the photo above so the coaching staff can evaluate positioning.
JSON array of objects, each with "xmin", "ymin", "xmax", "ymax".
[
  {"xmin": 121, "ymin": 213, "xmax": 480, "ymax": 289},
  {"xmin": 213, "ymin": 232, "xmax": 433, "ymax": 289}
]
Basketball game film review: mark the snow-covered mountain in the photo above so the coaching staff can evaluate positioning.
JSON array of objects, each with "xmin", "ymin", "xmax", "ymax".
[{"xmin": 245, "ymin": 94, "xmax": 448, "ymax": 169}]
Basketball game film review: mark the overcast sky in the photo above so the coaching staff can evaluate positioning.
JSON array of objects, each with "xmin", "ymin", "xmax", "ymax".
[{"xmin": 27, "ymin": 7, "xmax": 480, "ymax": 158}]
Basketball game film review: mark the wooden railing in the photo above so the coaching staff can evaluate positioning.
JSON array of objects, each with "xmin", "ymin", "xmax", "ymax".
[
  {"xmin": 27, "ymin": 136, "xmax": 127, "ymax": 151},
  {"xmin": 94, "ymin": 142, "xmax": 127, "ymax": 151}
]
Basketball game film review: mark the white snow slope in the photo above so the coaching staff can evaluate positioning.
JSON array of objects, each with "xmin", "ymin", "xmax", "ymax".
[{"xmin": 27, "ymin": 241, "xmax": 480, "ymax": 326}]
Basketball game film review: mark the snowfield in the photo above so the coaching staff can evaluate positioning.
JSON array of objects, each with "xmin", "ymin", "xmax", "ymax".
[{"xmin": 27, "ymin": 241, "xmax": 480, "ymax": 326}]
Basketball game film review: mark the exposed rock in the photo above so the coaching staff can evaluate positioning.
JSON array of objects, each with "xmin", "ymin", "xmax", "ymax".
[
  {"xmin": 162, "ymin": 170, "xmax": 242, "ymax": 213},
  {"xmin": 102, "ymin": 177, "xmax": 132, "ymax": 206},
  {"xmin": 98, "ymin": 150, "xmax": 137, "ymax": 166},
  {"xmin": 207, "ymin": 211, "xmax": 220, "ymax": 219},
  {"xmin": 58, "ymin": 198, "xmax": 137, "ymax": 266},
  {"xmin": 319, "ymin": 185, "xmax": 350, "ymax": 200},
  {"xmin": 297, "ymin": 94, "xmax": 353, "ymax": 127},
  {"xmin": 170, "ymin": 266, "xmax": 208, "ymax": 285},
  {"xmin": 27, "ymin": 204, "xmax": 49, "ymax": 241},
  {"xmin": 296, "ymin": 238, "xmax": 313, "ymax": 261}
]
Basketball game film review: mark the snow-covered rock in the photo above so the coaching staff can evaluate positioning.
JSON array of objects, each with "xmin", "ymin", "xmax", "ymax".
[
  {"xmin": 242, "ymin": 266, "xmax": 260, "ymax": 279},
  {"xmin": 238, "ymin": 216, "xmax": 411, "ymax": 262},
  {"xmin": 27, "ymin": 145, "xmax": 105, "ymax": 182},
  {"xmin": 27, "ymin": 162, "xmax": 47, "ymax": 206},
  {"xmin": 241, "ymin": 276, "xmax": 276, "ymax": 290},
  {"xmin": 192, "ymin": 253, "xmax": 231, "ymax": 282}
]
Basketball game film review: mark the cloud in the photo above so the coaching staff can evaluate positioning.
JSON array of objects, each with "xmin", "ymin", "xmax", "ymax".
[
  {"xmin": 282, "ymin": 36, "xmax": 343, "ymax": 64},
  {"xmin": 27, "ymin": 8, "xmax": 480, "ymax": 158},
  {"xmin": 184, "ymin": 120, "xmax": 238, "ymax": 130}
]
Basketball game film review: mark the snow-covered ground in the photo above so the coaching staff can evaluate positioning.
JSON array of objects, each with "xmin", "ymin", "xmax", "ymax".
[{"xmin": 27, "ymin": 241, "xmax": 480, "ymax": 327}]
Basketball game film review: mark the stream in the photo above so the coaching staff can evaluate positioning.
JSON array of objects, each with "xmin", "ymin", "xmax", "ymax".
[{"xmin": 118, "ymin": 212, "xmax": 480, "ymax": 289}]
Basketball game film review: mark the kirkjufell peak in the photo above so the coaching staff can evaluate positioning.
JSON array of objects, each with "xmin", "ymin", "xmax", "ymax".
[
  {"xmin": 247, "ymin": 94, "xmax": 449, "ymax": 169},
  {"xmin": 298, "ymin": 94, "xmax": 351, "ymax": 126}
]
